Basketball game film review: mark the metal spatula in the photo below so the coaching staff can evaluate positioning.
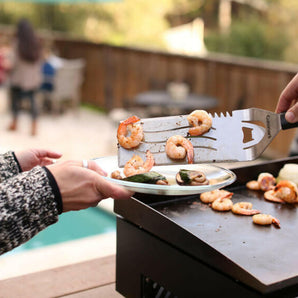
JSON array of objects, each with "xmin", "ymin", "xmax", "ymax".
[{"xmin": 117, "ymin": 108, "xmax": 298, "ymax": 167}]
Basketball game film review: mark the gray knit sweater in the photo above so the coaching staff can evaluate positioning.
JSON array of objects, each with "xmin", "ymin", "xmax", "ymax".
[{"xmin": 0, "ymin": 151, "xmax": 61, "ymax": 255}]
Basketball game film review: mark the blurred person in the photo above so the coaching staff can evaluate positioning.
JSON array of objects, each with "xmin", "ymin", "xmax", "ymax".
[
  {"xmin": 0, "ymin": 148, "xmax": 133, "ymax": 255},
  {"xmin": 40, "ymin": 42, "xmax": 64, "ymax": 112},
  {"xmin": 7, "ymin": 19, "xmax": 43, "ymax": 136},
  {"xmin": 276, "ymin": 73, "xmax": 298, "ymax": 156}
]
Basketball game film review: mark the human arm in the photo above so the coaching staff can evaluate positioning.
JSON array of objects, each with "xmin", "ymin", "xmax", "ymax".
[
  {"xmin": 0, "ymin": 166, "xmax": 59, "ymax": 255},
  {"xmin": 0, "ymin": 149, "xmax": 62, "ymax": 182},
  {"xmin": 0, "ymin": 151, "xmax": 22, "ymax": 182},
  {"xmin": 46, "ymin": 160, "xmax": 132, "ymax": 212},
  {"xmin": 276, "ymin": 73, "xmax": 298, "ymax": 123},
  {"xmin": 14, "ymin": 148, "xmax": 62, "ymax": 172},
  {"xmin": 0, "ymin": 159, "xmax": 132, "ymax": 255}
]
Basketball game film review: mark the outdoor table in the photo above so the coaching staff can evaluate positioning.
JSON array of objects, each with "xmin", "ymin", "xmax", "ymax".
[{"xmin": 135, "ymin": 90, "xmax": 218, "ymax": 116}]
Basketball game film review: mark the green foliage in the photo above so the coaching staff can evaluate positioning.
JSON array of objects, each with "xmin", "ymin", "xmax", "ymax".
[
  {"xmin": 205, "ymin": 17, "xmax": 288, "ymax": 61},
  {"xmin": 0, "ymin": 0, "xmax": 296, "ymax": 62}
]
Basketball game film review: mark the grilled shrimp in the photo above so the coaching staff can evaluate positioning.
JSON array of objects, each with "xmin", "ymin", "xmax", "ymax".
[
  {"xmin": 246, "ymin": 180, "xmax": 260, "ymax": 190},
  {"xmin": 211, "ymin": 197, "xmax": 233, "ymax": 211},
  {"xmin": 123, "ymin": 150, "xmax": 154, "ymax": 177},
  {"xmin": 264, "ymin": 180, "xmax": 298, "ymax": 204},
  {"xmin": 264, "ymin": 190, "xmax": 285, "ymax": 204},
  {"xmin": 165, "ymin": 135, "xmax": 194, "ymax": 164},
  {"xmin": 231, "ymin": 202, "xmax": 260, "ymax": 216},
  {"xmin": 187, "ymin": 110, "xmax": 212, "ymax": 136},
  {"xmin": 257, "ymin": 173, "xmax": 276, "ymax": 191},
  {"xmin": 273, "ymin": 180, "xmax": 298, "ymax": 203},
  {"xmin": 246, "ymin": 172, "xmax": 276, "ymax": 191},
  {"xmin": 111, "ymin": 170, "xmax": 123, "ymax": 180},
  {"xmin": 200, "ymin": 189, "xmax": 233, "ymax": 204},
  {"xmin": 252, "ymin": 214, "xmax": 280, "ymax": 228},
  {"xmin": 117, "ymin": 115, "xmax": 143, "ymax": 149}
]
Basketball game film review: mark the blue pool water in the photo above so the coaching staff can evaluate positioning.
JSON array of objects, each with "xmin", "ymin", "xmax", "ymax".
[{"xmin": 4, "ymin": 207, "xmax": 116, "ymax": 255}]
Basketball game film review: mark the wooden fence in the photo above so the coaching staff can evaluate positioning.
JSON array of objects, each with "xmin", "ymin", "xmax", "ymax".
[{"xmin": 54, "ymin": 38, "xmax": 298, "ymax": 158}]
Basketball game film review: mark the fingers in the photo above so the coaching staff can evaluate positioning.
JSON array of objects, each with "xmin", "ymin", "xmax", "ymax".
[
  {"xmin": 95, "ymin": 175, "xmax": 133, "ymax": 200},
  {"xmin": 81, "ymin": 159, "xmax": 108, "ymax": 176},
  {"xmin": 35, "ymin": 149, "xmax": 63, "ymax": 159},
  {"xmin": 39, "ymin": 157, "xmax": 56, "ymax": 166},
  {"xmin": 276, "ymin": 73, "xmax": 298, "ymax": 114},
  {"xmin": 47, "ymin": 160, "xmax": 133, "ymax": 212},
  {"xmin": 78, "ymin": 160, "xmax": 132, "ymax": 198},
  {"xmin": 286, "ymin": 104, "xmax": 298, "ymax": 123}
]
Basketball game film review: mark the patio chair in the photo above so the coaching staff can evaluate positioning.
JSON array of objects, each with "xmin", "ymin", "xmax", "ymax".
[{"xmin": 42, "ymin": 58, "xmax": 85, "ymax": 114}]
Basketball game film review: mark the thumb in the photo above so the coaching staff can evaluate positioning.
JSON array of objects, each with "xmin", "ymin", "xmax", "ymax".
[{"xmin": 286, "ymin": 106, "xmax": 298, "ymax": 123}]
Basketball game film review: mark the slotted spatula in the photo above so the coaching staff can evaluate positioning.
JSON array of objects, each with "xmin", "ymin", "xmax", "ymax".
[{"xmin": 117, "ymin": 108, "xmax": 298, "ymax": 167}]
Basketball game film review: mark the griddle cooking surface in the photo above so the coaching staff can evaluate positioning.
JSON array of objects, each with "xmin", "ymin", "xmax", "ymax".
[
  {"xmin": 115, "ymin": 157, "xmax": 298, "ymax": 294},
  {"xmin": 154, "ymin": 186, "xmax": 298, "ymax": 288}
]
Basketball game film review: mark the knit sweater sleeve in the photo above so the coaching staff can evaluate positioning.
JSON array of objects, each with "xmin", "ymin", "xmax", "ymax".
[
  {"xmin": 0, "ymin": 166, "xmax": 60, "ymax": 255},
  {"xmin": 0, "ymin": 151, "xmax": 22, "ymax": 182}
]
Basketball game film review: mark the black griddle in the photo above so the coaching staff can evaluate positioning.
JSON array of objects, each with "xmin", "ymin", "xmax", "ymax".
[{"xmin": 114, "ymin": 157, "xmax": 298, "ymax": 297}]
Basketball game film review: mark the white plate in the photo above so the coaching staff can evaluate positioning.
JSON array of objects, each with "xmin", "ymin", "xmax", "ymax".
[{"xmin": 94, "ymin": 156, "xmax": 236, "ymax": 196}]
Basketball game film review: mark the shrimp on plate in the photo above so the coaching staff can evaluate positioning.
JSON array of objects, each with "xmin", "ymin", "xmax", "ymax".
[
  {"xmin": 111, "ymin": 170, "xmax": 123, "ymax": 180},
  {"xmin": 165, "ymin": 135, "xmax": 194, "ymax": 164},
  {"xmin": 264, "ymin": 180, "xmax": 298, "ymax": 204},
  {"xmin": 187, "ymin": 110, "xmax": 212, "ymax": 136},
  {"xmin": 117, "ymin": 115, "xmax": 143, "ymax": 149},
  {"xmin": 252, "ymin": 214, "xmax": 280, "ymax": 228},
  {"xmin": 211, "ymin": 197, "xmax": 233, "ymax": 212},
  {"xmin": 200, "ymin": 189, "xmax": 233, "ymax": 204},
  {"xmin": 123, "ymin": 150, "xmax": 154, "ymax": 177},
  {"xmin": 231, "ymin": 202, "xmax": 260, "ymax": 216}
]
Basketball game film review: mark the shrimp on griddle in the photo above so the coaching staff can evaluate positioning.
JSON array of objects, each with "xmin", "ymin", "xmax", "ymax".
[
  {"xmin": 273, "ymin": 180, "xmax": 298, "ymax": 203},
  {"xmin": 200, "ymin": 189, "xmax": 233, "ymax": 204},
  {"xmin": 231, "ymin": 202, "xmax": 260, "ymax": 216},
  {"xmin": 246, "ymin": 172, "xmax": 276, "ymax": 191},
  {"xmin": 257, "ymin": 173, "xmax": 276, "ymax": 191},
  {"xmin": 211, "ymin": 197, "xmax": 233, "ymax": 212},
  {"xmin": 264, "ymin": 180, "xmax": 298, "ymax": 204},
  {"xmin": 246, "ymin": 180, "xmax": 260, "ymax": 190},
  {"xmin": 252, "ymin": 214, "xmax": 280, "ymax": 228}
]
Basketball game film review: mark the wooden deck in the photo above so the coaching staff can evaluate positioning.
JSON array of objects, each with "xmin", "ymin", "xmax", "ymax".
[{"xmin": 0, "ymin": 255, "xmax": 122, "ymax": 298}]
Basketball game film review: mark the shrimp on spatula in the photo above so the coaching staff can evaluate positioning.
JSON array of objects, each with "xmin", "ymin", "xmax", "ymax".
[
  {"xmin": 165, "ymin": 135, "xmax": 194, "ymax": 164},
  {"xmin": 117, "ymin": 116, "xmax": 144, "ymax": 149},
  {"xmin": 187, "ymin": 110, "xmax": 212, "ymax": 136}
]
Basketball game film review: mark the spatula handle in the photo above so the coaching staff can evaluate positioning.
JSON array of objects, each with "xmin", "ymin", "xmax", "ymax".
[{"xmin": 280, "ymin": 113, "xmax": 298, "ymax": 130}]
